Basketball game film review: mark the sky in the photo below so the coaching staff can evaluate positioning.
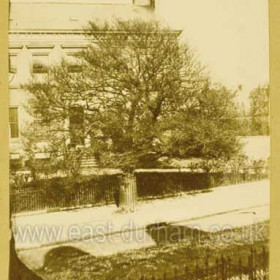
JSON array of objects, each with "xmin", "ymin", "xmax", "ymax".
[{"xmin": 156, "ymin": 0, "xmax": 269, "ymax": 108}]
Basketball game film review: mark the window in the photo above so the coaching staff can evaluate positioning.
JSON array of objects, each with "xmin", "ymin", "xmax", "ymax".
[
  {"xmin": 32, "ymin": 54, "xmax": 49, "ymax": 74},
  {"xmin": 67, "ymin": 53, "xmax": 82, "ymax": 73},
  {"xmin": 69, "ymin": 106, "xmax": 85, "ymax": 146},
  {"xmin": 9, "ymin": 54, "xmax": 17, "ymax": 74},
  {"xmin": 9, "ymin": 107, "xmax": 19, "ymax": 138}
]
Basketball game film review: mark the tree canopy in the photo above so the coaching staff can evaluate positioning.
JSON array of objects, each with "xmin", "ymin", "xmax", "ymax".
[
  {"xmin": 249, "ymin": 85, "xmax": 269, "ymax": 135},
  {"xmin": 24, "ymin": 19, "xmax": 241, "ymax": 174}
]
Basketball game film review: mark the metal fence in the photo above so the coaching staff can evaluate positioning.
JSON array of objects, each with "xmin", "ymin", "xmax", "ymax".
[
  {"xmin": 10, "ymin": 174, "xmax": 122, "ymax": 213},
  {"xmin": 139, "ymin": 247, "xmax": 269, "ymax": 280},
  {"xmin": 10, "ymin": 167, "xmax": 268, "ymax": 214}
]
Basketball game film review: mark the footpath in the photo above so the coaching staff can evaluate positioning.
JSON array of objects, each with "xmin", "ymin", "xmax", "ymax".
[
  {"xmin": 13, "ymin": 180, "xmax": 269, "ymax": 270},
  {"xmin": 13, "ymin": 179, "xmax": 269, "ymax": 250}
]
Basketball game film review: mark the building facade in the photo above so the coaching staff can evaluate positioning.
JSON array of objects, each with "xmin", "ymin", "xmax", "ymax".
[{"xmin": 9, "ymin": 0, "xmax": 157, "ymax": 168}]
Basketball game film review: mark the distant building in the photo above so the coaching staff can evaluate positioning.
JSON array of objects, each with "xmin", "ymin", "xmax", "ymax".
[{"xmin": 9, "ymin": 0, "xmax": 157, "ymax": 168}]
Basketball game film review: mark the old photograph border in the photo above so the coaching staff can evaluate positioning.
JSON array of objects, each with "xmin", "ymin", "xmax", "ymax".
[
  {"xmin": 0, "ymin": 0, "xmax": 10, "ymax": 278},
  {"xmin": 0, "ymin": 0, "xmax": 279, "ymax": 279},
  {"xmin": 269, "ymin": 0, "xmax": 280, "ymax": 278}
]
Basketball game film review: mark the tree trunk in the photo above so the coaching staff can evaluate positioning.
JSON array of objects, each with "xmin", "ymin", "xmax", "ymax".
[{"xmin": 119, "ymin": 173, "xmax": 137, "ymax": 212}]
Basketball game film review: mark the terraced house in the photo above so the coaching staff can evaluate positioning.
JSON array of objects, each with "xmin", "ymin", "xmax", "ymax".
[{"xmin": 9, "ymin": 0, "xmax": 158, "ymax": 170}]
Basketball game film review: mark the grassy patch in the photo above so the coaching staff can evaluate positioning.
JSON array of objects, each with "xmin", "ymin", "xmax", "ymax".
[{"xmin": 37, "ymin": 221, "xmax": 269, "ymax": 280}]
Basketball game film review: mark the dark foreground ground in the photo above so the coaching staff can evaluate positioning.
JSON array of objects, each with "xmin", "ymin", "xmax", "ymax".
[{"xmin": 35, "ymin": 221, "xmax": 269, "ymax": 280}]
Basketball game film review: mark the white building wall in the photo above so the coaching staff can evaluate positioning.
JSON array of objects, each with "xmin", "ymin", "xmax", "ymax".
[{"xmin": 9, "ymin": 0, "xmax": 157, "ymax": 161}]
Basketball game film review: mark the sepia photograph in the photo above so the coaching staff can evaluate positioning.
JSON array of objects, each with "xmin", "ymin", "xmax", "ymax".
[{"xmin": 7, "ymin": 0, "xmax": 270, "ymax": 279}]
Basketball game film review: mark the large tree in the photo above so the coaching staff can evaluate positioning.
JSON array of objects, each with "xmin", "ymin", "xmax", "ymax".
[
  {"xmin": 24, "ymin": 19, "xmax": 241, "ymax": 175},
  {"xmin": 162, "ymin": 82, "xmax": 241, "ymax": 161}
]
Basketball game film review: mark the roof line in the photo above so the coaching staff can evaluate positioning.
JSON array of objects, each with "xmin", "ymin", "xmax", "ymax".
[{"xmin": 9, "ymin": 29, "xmax": 182, "ymax": 35}]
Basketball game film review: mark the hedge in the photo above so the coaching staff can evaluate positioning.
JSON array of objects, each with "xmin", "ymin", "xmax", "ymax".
[{"xmin": 135, "ymin": 170, "xmax": 268, "ymax": 199}]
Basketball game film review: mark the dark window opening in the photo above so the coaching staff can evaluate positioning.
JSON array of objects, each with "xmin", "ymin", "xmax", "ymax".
[
  {"xmin": 32, "ymin": 54, "xmax": 49, "ymax": 74},
  {"xmin": 9, "ymin": 107, "xmax": 19, "ymax": 138}
]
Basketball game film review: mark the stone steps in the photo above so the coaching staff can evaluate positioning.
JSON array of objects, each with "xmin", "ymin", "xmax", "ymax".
[{"xmin": 80, "ymin": 155, "xmax": 98, "ymax": 169}]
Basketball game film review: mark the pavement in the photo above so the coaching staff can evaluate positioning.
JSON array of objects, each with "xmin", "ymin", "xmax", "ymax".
[
  {"xmin": 176, "ymin": 204, "xmax": 269, "ymax": 231},
  {"xmin": 13, "ymin": 179, "xmax": 269, "ymax": 270},
  {"xmin": 13, "ymin": 179, "xmax": 269, "ymax": 250}
]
